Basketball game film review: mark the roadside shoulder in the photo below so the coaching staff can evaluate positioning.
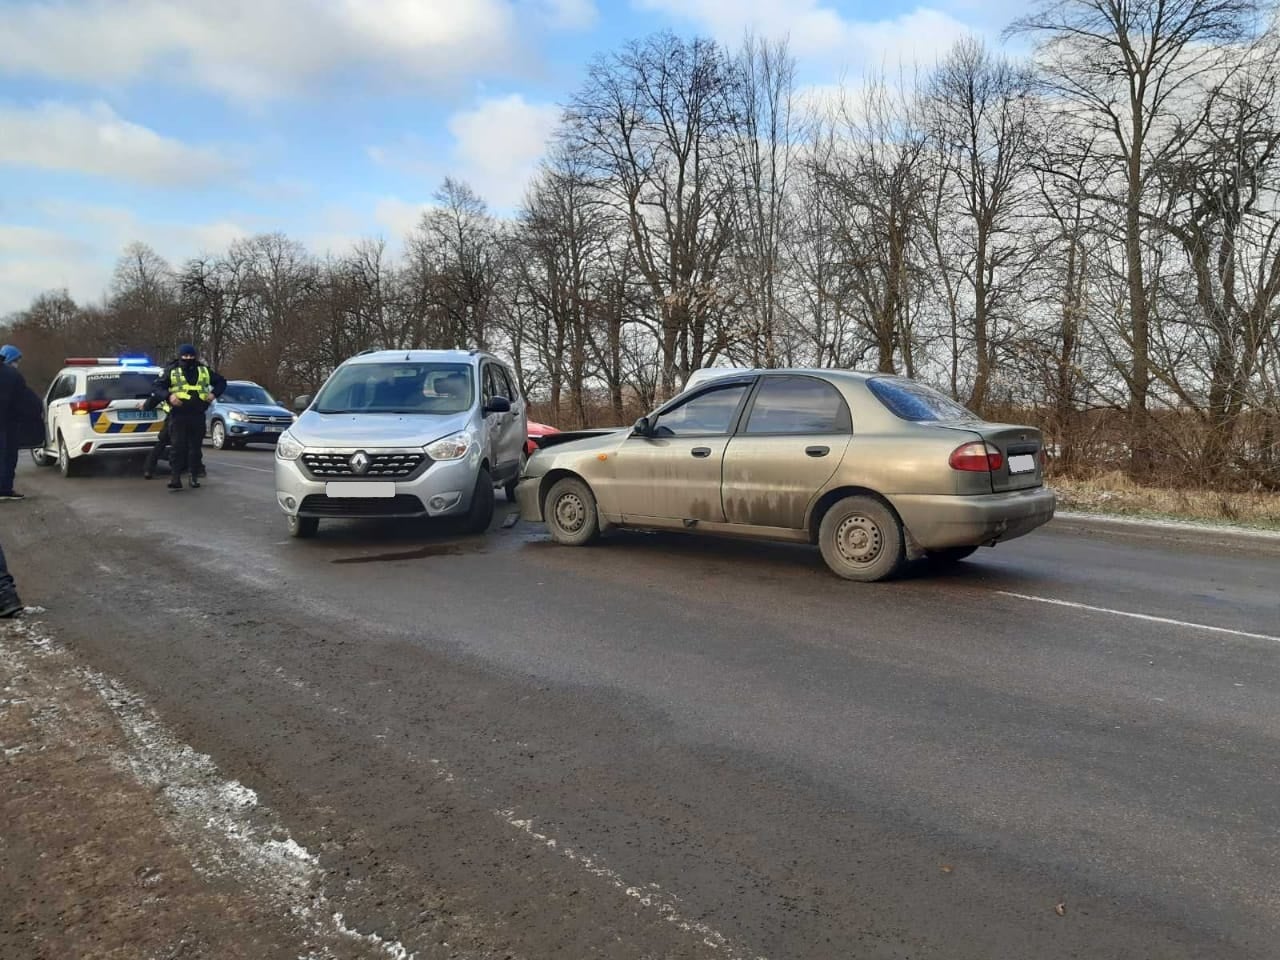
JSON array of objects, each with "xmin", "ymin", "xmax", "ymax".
[{"xmin": 1053, "ymin": 510, "xmax": 1280, "ymax": 550}]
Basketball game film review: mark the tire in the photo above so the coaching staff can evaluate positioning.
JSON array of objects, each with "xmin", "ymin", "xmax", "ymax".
[
  {"xmin": 817, "ymin": 495, "xmax": 905, "ymax": 582},
  {"xmin": 288, "ymin": 515, "xmax": 319, "ymax": 539},
  {"xmin": 210, "ymin": 420, "xmax": 226, "ymax": 450},
  {"xmin": 31, "ymin": 446, "xmax": 54, "ymax": 467},
  {"xmin": 57, "ymin": 434, "xmax": 83, "ymax": 478},
  {"xmin": 927, "ymin": 545, "xmax": 978, "ymax": 564},
  {"xmin": 463, "ymin": 466, "xmax": 496, "ymax": 534},
  {"xmin": 544, "ymin": 476, "xmax": 600, "ymax": 546},
  {"xmin": 504, "ymin": 453, "xmax": 528, "ymax": 502}
]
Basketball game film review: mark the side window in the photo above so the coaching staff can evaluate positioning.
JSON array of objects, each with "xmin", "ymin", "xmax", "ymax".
[
  {"xmin": 745, "ymin": 377, "xmax": 852, "ymax": 435},
  {"xmin": 652, "ymin": 383, "xmax": 750, "ymax": 437},
  {"xmin": 49, "ymin": 375, "xmax": 76, "ymax": 402},
  {"xmin": 481, "ymin": 364, "xmax": 497, "ymax": 405},
  {"xmin": 497, "ymin": 366, "xmax": 517, "ymax": 402}
]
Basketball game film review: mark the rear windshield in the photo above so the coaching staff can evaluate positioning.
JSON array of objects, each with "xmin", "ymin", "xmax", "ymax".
[
  {"xmin": 867, "ymin": 377, "xmax": 977, "ymax": 422},
  {"xmin": 313, "ymin": 362, "xmax": 475, "ymax": 415},
  {"xmin": 222, "ymin": 384, "xmax": 276, "ymax": 405},
  {"xmin": 85, "ymin": 372, "xmax": 157, "ymax": 402}
]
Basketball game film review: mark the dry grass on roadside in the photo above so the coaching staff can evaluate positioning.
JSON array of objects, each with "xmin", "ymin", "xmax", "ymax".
[{"xmin": 1049, "ymin": 471, "xmax": 1280, "ymax": 529}]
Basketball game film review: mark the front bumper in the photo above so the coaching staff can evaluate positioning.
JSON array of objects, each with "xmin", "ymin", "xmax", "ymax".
[
  {"xmin": 274, "ymin": 450, "xmax": 480, "ymax": 519},
  {"xmin": 225, "ymin": 421, "xmax": 287, "ymax": 442},
  {"xmin": 515, "ymin": 475, "xmax": 545, "ymax": 522},
  {"xmin": 890, "ymin": 486, "xmax": 1056, "ymax": 550}
]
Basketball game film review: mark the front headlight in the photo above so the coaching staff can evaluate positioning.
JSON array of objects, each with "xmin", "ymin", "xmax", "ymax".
[
  {"xmin": 227, "ymin": 410, "xmax": 248, "ymax": 422},
  {"xmin": 425, "ymin": 430, "xmax": 473, "ymax": 461},
  {"xmin": 275, "ymin": 432, "xmax": 304, "ymax": 461}
]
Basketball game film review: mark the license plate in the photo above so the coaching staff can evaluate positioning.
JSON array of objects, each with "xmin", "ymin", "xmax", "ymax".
[
  {"xmin": 1008, "ymin": 453, "xmax": 1037, "ymax": 474},
  {"xmin": 326, "ymin": 481, "xmax": 395, "ymax": 498},
  {"xmin": 117, "ymin": 410, "xmax": 157, "ymax": 421},
  {"xmin": 264, "ymin": 426, "xmax": 283, "ymax": 433}
]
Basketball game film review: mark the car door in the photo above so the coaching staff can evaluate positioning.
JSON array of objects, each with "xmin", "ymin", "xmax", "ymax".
[
  {"xmin": 493, "ymin": 364, "xmax": 526, "ymax": 472},
  {"xmin": 44, "ymin": 374, "xmax": 77, "ymax": 449},
  {"xmin": 480, "ymin": 362, "xmax": 520, "ymax": 481},
  {"xmin": 722, "ymin": 375, "xmax": 853, "ymax": 529},
  {"xmin": 608, "ymin": 379, "xmax": 753, "ymax": 523}
]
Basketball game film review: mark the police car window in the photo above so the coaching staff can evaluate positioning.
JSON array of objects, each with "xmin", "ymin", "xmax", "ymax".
[
  {"xmin": 745, "ymin": 377, "xmax": 851, "ymax": 434},
  {"xmin": 86, "ymin": 372, "xmax": 156, "ymax": 401},
  {"xmin": 314, "ymin": 362, "xmax": 474, "ymax": 415},
  {"xmin": 50, "ymin": 376, "xmax": 75, "ymax": 401},
  {"xmin": 652, "ymin": 383, "xmax": 749, "ymax": 437}
]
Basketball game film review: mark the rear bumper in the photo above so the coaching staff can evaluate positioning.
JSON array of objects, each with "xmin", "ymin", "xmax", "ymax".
[{"xmin": 890, "ymin": 486, "xmax": 1056, "ymax": 550}]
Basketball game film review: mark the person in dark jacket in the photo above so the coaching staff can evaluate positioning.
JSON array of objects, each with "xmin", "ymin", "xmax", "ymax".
[
  {"xmin": 141, "ymin": 392, "xmax": 171, "ymax": 480},
  {"xmin": 0, "ymin": 538, "xmax": 21, "ymax": 617},
  {"xmin": 154, "ymin": 344, "xmax": 226, "ymax": 490},
  {"xmin": 0, "ymin": 344, "xmax": 43, "ymax": 501}
]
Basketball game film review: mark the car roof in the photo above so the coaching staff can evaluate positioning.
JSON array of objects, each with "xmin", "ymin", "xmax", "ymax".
[
  {"xmin": 343, "ymin": 349, "xmax": 499, "ymax": 365},
  {"xmin": 684, "ymin": 367, "xmax": 882, "ymax": 389}
]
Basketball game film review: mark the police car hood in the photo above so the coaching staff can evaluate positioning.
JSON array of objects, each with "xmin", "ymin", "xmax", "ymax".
[{"xmin": 292, "ymin": 410, "xmax": 472, "ymax": 448}]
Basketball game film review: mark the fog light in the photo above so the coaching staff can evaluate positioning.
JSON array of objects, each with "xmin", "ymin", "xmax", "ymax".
[
  {"xmin": 81, "ymin": 442, "xmax": 92, "ymax": 453},
  {"xmin": 429, "ymin": 496, "xmax": 446, "ymax": 510},
  {"xmin": 286, "ymin": 496, "xmax": 297, "ymax": 509},
  {"xmin": 428, "ymin": 492, "xmax": 462, "ymax": 512}
]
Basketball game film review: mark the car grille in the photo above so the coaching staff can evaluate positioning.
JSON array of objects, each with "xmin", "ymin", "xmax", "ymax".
[
  {"xmin": 246, "ymin": 414, "xmax": 293, "ymax": 424},
  {"xmin": 298, "ymin": 494, "xmax": 426, "ymax": 517},
  {"xmin": 301, "ymin": 451, "xmax": 428, "ymax": 479}
]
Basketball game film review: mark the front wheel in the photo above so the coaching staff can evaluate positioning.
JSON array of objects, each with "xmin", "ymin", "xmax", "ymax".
[
  {"xmin": 544, "ymin": 476, "xmax": 600, "ymax": 546},
  {"xmin": 817, "ymin": 495, "xmax": 904, "ymax": 582},
  {"xmin": 288, "ymin": 515, "xmax": 319, "ymax": 539},
  {"xmin": 210, "ymin": 420, "xmax": 226, "ymax": 450},
  {"xmin": 463, "ymin": 467, "xmax": 496, "ymax": 534}
]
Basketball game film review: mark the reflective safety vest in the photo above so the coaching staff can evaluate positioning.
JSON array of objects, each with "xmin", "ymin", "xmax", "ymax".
[
  {"xmin": 157, "ymin": 399, "xmax": 171, "ymax": 415},
  {"xmin": 169, "ymin": 364, "xmax": 213, "ymax": 404}
]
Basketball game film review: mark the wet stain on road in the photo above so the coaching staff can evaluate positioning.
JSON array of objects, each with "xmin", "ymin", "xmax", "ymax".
[{"xmin": 331, "ymin": 543, "xmax": 474, "ymax": 563}]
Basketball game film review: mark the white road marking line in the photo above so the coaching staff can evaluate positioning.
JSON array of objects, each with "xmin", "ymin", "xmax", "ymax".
[
  {"xmin": 997, "ymin": 591, "xmax": 1280, "ymax": 643},
  {"xmin": 210, "ymin": 460, "xmax": 273, "ymax": 474}
]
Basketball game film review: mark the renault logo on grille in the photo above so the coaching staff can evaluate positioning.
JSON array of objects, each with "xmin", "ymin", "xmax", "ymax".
[{"xmin": 349, "ymin": 451, "xmax": 371, "ymax": 475}]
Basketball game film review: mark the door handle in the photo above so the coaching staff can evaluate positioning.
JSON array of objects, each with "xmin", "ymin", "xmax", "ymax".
[
  {"xmin": 805, "ymin": 445, "xmax": 830, "ymax": 458},
  {"xmin": 691, "ymin": 447, "xmax": 712, "ymax": 458}
]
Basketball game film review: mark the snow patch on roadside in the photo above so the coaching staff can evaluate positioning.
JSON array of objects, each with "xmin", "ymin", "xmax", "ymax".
[{"xmin": 1055, "ymin": 510, "xmax": 1280, "ymax": 539}]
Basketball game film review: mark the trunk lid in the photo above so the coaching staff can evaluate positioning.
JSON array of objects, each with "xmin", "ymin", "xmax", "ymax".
[{"xmin": 971, "ymin": 422, "xmax": 1044, "ymax": 492}]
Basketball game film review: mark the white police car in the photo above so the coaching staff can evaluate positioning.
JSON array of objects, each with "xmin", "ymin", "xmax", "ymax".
[{"xmin": 30, "ymin": 356, "xmax": 166, "ymax": 477}]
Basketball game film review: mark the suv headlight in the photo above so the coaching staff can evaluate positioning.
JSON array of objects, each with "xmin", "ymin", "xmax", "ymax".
[
  {"xmin": 227, "ymin": 410, "xmax": 248, "ymax": 422},
  {"xmin": 275, "ymin": 432, "xmax": 304, "ymax": 461},
  {"xmin": 425, "ymin": 430, "xmax": 473, "ymax": 461}
]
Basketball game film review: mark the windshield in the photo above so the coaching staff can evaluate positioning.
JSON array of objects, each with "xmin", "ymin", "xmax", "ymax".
[
  {"xmin": 867, "ymin": 377, "xmax": 978, "ymax": 422},
  {"xmin": 221, "ymin": 384, "xmax": 276, "ymax": 405},
  {"xmin": 86, "ymin": 372, "xmax": 157, "ymax": 402},
  {"xmin": 313, "ymin": 362, "xmax": 475, "ymax": 415}
]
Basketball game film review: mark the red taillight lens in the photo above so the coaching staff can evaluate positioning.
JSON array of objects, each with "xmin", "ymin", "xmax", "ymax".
[
  {"xmin": 69, "ymin": 399, "xmax": 110, "ymax": 414},
  {"xmin": 949, "ymin": 441, "xmax": 1003, "ymax": 472}
]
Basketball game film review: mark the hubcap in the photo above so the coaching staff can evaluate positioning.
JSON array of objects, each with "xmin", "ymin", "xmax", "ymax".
[
  {"xmin": 213, "ymin": 423, "xmax": 224, "ymax": 447},
  {"xmin": 835, "ymin": 514, "xmax": 882, "ymax": 566},
  {"xmin": 554, "ymin": 492, "xmax": 586, "ymax": 533}
]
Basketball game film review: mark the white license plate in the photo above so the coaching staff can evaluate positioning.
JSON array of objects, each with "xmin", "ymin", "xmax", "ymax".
[
  {"xmin": 264, "ymin": 426, "xmax": 283, "ymax": 433},
  {"xmin": 325, "ymin": 481, "xmax": 395, "ymax": 498},
  {"xmin": 1007, "ymin": 453, "xmax": 1037, "ymax": 474},
  {"xmin": 117, "ymin": 410, "xmax": 157, "ymax": 421}
]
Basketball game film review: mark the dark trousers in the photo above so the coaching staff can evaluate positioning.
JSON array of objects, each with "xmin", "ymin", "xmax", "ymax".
[
  {"xmin": 0, "ymin": 428, "xmax": 17, "ymax": 493},
  {"xmin": 145, "ymin": 422, "xmax": 170, "ymax": 475},
  {"xmin": 168, "ymin": 416, "xmax": 204, "ymax": 479},
  {"xmin": 0, "ymin": 538, "xmax": 14, "ymax": 594}
]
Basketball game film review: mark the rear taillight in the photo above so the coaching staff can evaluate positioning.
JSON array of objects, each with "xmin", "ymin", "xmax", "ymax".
[
  {"xmin": 949, "ymin": 441, "xmax": 1003, "ymax": 472},
  {"xmin": 69, "ymin": 398, "xmax": 110, "ymax": 414}
]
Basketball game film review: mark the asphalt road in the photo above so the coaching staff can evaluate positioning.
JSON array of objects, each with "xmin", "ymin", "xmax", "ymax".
[{"xmin": 4, "ymin": 448, "xmax": 1279, "ymax": 959}]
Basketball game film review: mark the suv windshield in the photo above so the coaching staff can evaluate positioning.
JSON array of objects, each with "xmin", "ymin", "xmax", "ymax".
[
  {"xmin": 222, "ymin": 384, "xmax": 276, "ymax": 405},
  {"xmin": 313, "ymin": 362, "xmax": 475, "ymax": 415},
  {"xmin": 867, "ymin": 377, "xmax": 978, "ymax": 422},
  {"xmin": 85, "ymin": 371, "xmax": 157, "ymax": 402}
]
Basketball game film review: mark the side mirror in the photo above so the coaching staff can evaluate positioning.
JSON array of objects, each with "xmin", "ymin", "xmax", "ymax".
[
  {"xmin": 484, "ymin": 396, "xmax": 512, "ymax": 415},
  {"xmin": 633, "ymin": 416, "xmax": 653, "ymax": 437},
  {"xmin": 293, "ymin": 394, "xmax": 312, "ymax": 412}
]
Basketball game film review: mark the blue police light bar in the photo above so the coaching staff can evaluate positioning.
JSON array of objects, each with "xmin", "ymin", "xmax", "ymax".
[{"xmin": 119, "ymin": 355, "xmax": 153, "ymax": 366}]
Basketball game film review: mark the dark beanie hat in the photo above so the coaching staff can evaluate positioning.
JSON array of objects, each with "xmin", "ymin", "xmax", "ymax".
[{"xmin": 179, "ymin": 343, "xmax": 197, "ymax": 357}]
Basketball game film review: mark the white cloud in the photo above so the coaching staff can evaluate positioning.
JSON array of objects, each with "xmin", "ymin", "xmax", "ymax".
[
  {"xmin": 0, "ymin": 0, "xmax": 524, "ymax": 101},
  {"xmin": 374, "ymin": 198, "xmax": 433, "ymax": 241},
  {"xmin": 0, "ymin": 101, "xmax": 234, "ymax": 186},
  {"xmin": 634, "ymin": 0, "xmax": 975, "ymax": 69},
  {"xmin": 532, "ymin": 0, "xmax": 599, "ymax": 30}
]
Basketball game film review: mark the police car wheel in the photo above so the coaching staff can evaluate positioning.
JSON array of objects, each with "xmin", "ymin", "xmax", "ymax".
[
  {"xmin": 57, "ymin": 435, "xmax": 83, "ymax": 478},
  {"xmin": 288, "ymin": 515, "xmax": 319, "ymax": 538},
  {"xmin": 31, "ymin": 446, "xmax": 54, "ymax": 467},
  {"xmin": 211, "ymin": 420, "xmax": 226, "ymax": 449}
]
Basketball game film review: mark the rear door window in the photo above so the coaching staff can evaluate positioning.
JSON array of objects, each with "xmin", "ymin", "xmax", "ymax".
[
  {"xmin": 867, "ymin": 377, "xmax": 977, "ymax": 422},
  {"xmin": 745, "ymin": 377, "xmax": 851, "ymax": 434}
]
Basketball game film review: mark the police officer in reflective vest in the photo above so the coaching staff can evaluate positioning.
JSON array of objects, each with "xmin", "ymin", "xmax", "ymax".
[{"xmin": 155, "ymin": 344, "xmax": 226, "ymax": 490}]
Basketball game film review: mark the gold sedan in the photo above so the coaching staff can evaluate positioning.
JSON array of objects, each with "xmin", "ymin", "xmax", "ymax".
[{"xmin": 516, "ymin": 370, "xmax": 1055, "ymax": 581}]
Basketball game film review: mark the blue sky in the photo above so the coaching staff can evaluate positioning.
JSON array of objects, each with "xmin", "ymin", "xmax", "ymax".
[{"xmin": 0, "ymin": 0, "xmax": 1027, "ymax": 316}]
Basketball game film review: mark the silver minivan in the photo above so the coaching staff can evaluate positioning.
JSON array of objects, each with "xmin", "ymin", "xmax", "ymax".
[{"xmin": 274, "ymin": 349, "xmax": 527, "ymax": 538}]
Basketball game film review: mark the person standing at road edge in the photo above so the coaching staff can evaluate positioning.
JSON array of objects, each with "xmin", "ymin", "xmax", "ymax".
[
  {"xmin": 0, "ymin": 344, "xmax": 44, "ymax": 501},
  {"xmin": 0, "ymin": 539, "xmax": 22, "ymax": 617},
  {"xmin": 155, "ymin": 344, "xmax": 226, "ymax": 491}
]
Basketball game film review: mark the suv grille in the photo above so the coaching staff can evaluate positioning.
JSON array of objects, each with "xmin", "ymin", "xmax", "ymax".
[
  {"xmin": 246, "ymin": 414, "xmax": 293, "ymax": 424},
  {"xmin": 299, "ymin": 494, "xmax": 426, "ymax": 517},
  {"xmin": 301, "ymin": 451, "xmax": 428, "ymax": 479}
]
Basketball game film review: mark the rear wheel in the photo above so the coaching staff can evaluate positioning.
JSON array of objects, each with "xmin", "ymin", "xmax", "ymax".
[
  {"xmin": 288, "ymin": 515, "xmax": 319, "ymax": 539},
  {"xmin": 464, "ymin": 467, "xmax": 496, "ymax": 534},
  {"xmin": 817, "ymin": 495, "xmax": 904, "ymax": 582},
  {"xmin": 927, "ymin": 545, "xmax": 978, "ymax": 564},
  {"xmin": 57, "ymin": 434, "xmax": 83, "ymax": 478},
  {"xmin": 544, "ymin": 476, "xmax": 600, "ymax": 546}
]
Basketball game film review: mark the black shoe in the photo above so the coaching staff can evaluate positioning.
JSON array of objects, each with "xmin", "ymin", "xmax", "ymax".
[
  {"xmin": 190, "ymin": 476, "xmax": 201, "ymax": 489},
  {"xmin": 143, "ymin": 470, "xmax": 153, "ymax": 480},
  {"xmin": 0, "ymin": 589, "xmax": 22, "ymax": 618},
  {"xmin": 168, "ymin": 479, "xmax": 183, "ymax": 491},
  {"xmin": 0, "ymin": 491, "xmax": 25, "ymax": 501}
]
